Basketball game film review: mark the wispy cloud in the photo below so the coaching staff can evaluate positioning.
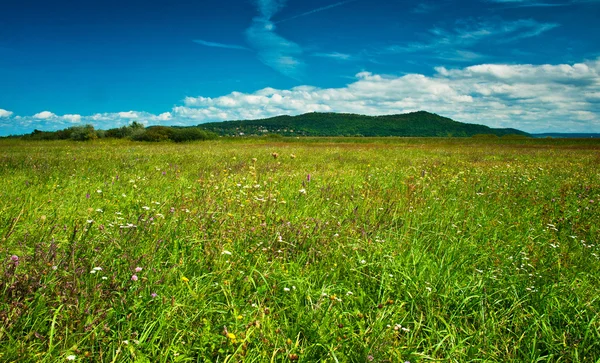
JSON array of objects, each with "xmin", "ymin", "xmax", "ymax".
[
  {"xmin": 311, "ymin": 52, "xmax": 353, "ymax": 60},
  {"xmin": 274, "ymin": 0, "xmax": 359, "ymax": 24},
  {"xmin": 486, "ymin": 0, "xmax": 600, "ymax": 6},
  {"xmin": 384, "ymin": 18, "xmax": 559, "ymax": 61},
  {"xmin": 192, "ymin": 39, "xmax": 249, "ymax": 51},
  {"xmin": 412, "ymin": 2, "xmax": 439, "ymax": 14},
  {"xmin": 193, "ymin": 0, "xmax": 359, "ymax": 79},
  {"xmin": 244, "ymin": 0, "xmax": 305, "ymax": 79}
]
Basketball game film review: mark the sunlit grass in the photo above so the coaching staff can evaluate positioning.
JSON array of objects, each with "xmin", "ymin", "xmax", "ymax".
[{"xmin": 1, "ymin": 138, "xmax": 599, "ymax": 362}]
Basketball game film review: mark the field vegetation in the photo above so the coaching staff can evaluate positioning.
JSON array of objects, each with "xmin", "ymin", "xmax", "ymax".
[{"xmin": 1, "ymin": 137, "xmax": 599, "ymax": 362}]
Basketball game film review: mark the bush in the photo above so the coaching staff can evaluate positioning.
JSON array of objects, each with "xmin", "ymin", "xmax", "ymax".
[
  {"xmin": 501, "ymin": 134, "xmax": 529, "ymax": 139},
  {"xmin": 106, "ymin": 122, "xmax": 146, "ymax": 139},
  {"xmin": 472, "ymin": 134, "xmax": 499, "ymax": 139},
  {"xmin": 131, "ymin": 126, "xmax": 174, "ymax": 142},
  {"xmin": 70, "ymin": 125, "xmax": 97, "ymax": 141},
  {"xmin": 170, "ymin": 128, "xmax": 217, "ymax": 142}
]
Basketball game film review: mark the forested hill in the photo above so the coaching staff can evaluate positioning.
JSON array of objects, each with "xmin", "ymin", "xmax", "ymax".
[{"xmin": 199, "ymin": 111, "xmax": 529, "ymax": 137}]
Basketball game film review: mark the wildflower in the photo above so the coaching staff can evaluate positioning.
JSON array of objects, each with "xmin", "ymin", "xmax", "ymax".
[
  {"xmin": 52, "ymin": 265, "xmax": 58, "ymax": 270},
  {"xmin": 367, "ymin": 355, "xmax": 374, "ymax": 362},
  {"xmin": 131, "ymin": 274, "xmax": 138, "ymax": 281},
  {"xmin": 10, "ymin": 255, "xmax": 18, "ymax": 262},
  {"xmin": 346, "ymin": 291, "xmax": 353, "ymax": 296},
  {"xmin": 95, "ymin": 208, "xmax": 103, "ymax": 213},
  {"xmin": 135, "ymin": 267, "xmax": 142, "ymax": 272},
  {"xmin": 299, "ymin": 188, "xmax": 307, "ymax": 194},
  {"xmin": 222, "ymin": 250, "xmax": 232, "ymax": 255},
  {"xmin": 96, "ymin": 189, "xmax": 102, "ymax": 194},
  {"xmin": 307, "ymin": 174, "xmax": 311, "ymax": 182},
  {"xmin": 151, "ymin": 292, "xmax": 157, "ymax": 298},
  {"xmin": 360, "ymin": 259, "xmax": 366, "ymax": 264},
  {"xmin": 102, "ymin": 276, "xmax": 107, "ymax": 280},
  {"xmin": 66, "ymin": 355, "xmax": 76, "ymax": 361},
  {"xmin": 226, "ymin": 332, "xmax": 236, "ymax": 340},
  {"xmin": 283, "ymin": 287, "xmax": 291, "ymax": 292},
  {"xmin": 181, "ymin": 276, "xmax": 189, "ymax": 282},
  {"xmin": 93, "ymin": 267, "xmax": 102, "ymax": 271}
]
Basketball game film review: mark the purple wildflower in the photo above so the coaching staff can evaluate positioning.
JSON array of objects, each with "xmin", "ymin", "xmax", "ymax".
[
  {"xmin": 135, "ymin": 267, "xmax": 142, "ymax": 272},
  {"xmin": 307, "ymin": 174, "xmax": 311, "ymax": 182},
  {"xmin": 86, "ymin": 193, "xmax": 90, "ymax": 199},
  {"xmin": 131, "ymin": 274, "xmax": 138, "ymax": 281},
  {"xmin": 151, "ymin": 292, "xmax": 158, "ymax": 298}
]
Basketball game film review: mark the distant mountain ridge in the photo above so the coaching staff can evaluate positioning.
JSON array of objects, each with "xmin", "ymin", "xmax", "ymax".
[
  {"xmin": 199, "ymin": 111, "xmax": 529, "ymax": 137},
  {"xmin": 533, "ymin": 133, "xmax": 600, "ymax": 138}
]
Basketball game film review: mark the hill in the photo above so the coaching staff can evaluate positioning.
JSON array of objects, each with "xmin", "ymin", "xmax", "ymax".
[
  {"xmin": 533, "ymin": 133, "xmax": 600, "ymax": 138},
  {"xmin": 199, "ymin": 111, "xmax": 529, "ymax": 137}
]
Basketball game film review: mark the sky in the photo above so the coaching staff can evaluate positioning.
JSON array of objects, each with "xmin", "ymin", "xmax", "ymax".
[{"xmin": 1, "ymin": 0, "xmax": 599, "ymax": 136}]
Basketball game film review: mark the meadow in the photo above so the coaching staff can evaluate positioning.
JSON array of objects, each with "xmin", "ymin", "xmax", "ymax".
[{"xmin": 1, "ymin": 137, "xmax": 599, "ymax": 362}]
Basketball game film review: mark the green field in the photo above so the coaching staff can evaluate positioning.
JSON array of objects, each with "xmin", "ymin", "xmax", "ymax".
[{"xmin": 1, "ymin": 138, "xmax": 599, "ymax": 362}]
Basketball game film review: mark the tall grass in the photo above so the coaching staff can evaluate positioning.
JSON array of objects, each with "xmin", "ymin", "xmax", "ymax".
[{"xmin": 1, "ymin": 138, "xmax": 599, "ymax": 362}]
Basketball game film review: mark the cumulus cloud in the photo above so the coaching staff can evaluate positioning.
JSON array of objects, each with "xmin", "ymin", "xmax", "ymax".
[
  {"xmin": 63, "ymin": 114, "xmax": 82, "ymax": 123},
  {"xmin": 0, "ymin": 109, "xmax": 13, "ymax": 118},
  {"xmin": 2, "ymin": 58, "xmax": 599, "ymax": 135},
  {"xmin": 177, "ymin": 58, "xmax": 600, "ymax": 132},
  {"xmin": 33, "ymin": 111, "xmax": 57, "ymax": 119}
]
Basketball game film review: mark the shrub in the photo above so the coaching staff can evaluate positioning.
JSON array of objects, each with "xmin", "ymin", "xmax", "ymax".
[
  {"xmin": 472, "ymin": 134, "xmax": 499, "ymax": 139},
  {"xmin": 170, "ymin": 128, "xmax": 217, "ymax": 142},
  {"xmin": 131, "ymin": 126, "xmax": 174, "ymax": 142},
  {"xmin": 69, "ymin": 125, "xmax": 97, "ymax": 141}
]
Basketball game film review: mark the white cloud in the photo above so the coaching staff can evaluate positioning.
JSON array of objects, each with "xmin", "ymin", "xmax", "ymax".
[
  {"xmin": 177, "ymin": 58, "xmax": 600, "ymax": 133},
  {"xmin": 33, "ymin": 111, "xmax": 57, "ymax": 119},
  {"xmin": 118, "ymin": 111, "xmax": 140, "ymax": 119},
  {"xmin": 0, "ymin": 109, "xmax": 13, "ymax": 118},
  {"xmin": 63, "ymin": 114, "xmax": 82, "ymax": 123},
  {"xmin": 1, "ymin": 58, "xmax": 599, "ymax": 136},
  {"xmin": 158, "ymin": 112, "xmax": 172, "ymax": 121}
]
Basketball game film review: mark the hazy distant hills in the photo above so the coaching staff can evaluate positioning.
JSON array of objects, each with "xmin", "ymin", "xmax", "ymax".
[
  {"xmin": 199, "ymin": 111, "xmax": 529, "ymax": 137},
  {"xmin": 532, "ymin": 133, "xmax": 600, "ymax": 138}
]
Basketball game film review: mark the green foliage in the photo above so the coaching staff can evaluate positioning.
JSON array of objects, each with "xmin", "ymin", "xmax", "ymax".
[
  {"xmin": 169, "ymin": 127, "xmax": 218, "ymax": 142},
  {"xmin": 105, "ymin": 121, "xmax": 145, "ymax": 139},
  {"xmin": 472, "ymin": 133, "xmax": 499, "ymax": 138},
  {"xmin": 131, "ymin": 126, "xmax": 174, "ymax": 142},
  {"xmin": 200, "ymin": 111, "xmax": 531, "ymax": 137},
  {"xmin": 69, "ymin": 125, "xmax": 97, "ymax": 141}
]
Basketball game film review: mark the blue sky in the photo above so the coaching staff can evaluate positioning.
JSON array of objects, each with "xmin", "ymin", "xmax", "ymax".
[{"xmin": 1, "ymin": 0, "xmax": 599, "ymax": 135}]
